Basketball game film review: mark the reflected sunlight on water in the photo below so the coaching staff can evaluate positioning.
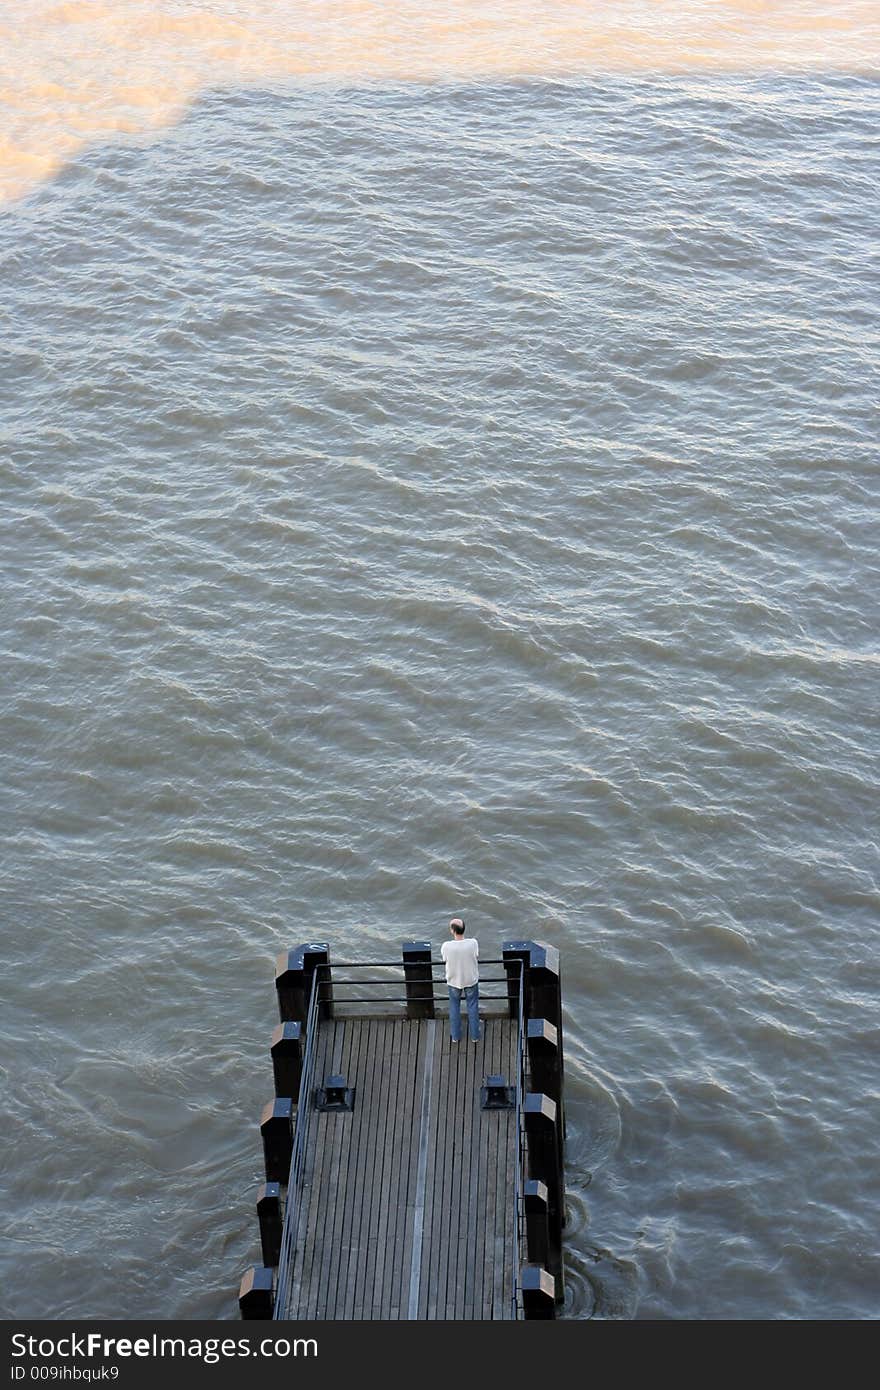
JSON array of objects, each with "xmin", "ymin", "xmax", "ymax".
[{"xmin": 2, "ymin": 0, "xmax": 879, "ymax": 203}]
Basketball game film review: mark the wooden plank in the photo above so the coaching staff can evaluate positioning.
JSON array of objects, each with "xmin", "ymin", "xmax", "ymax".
[
  {"xmin": 310, "ymin": 1021, "xmax": 346, "ymax": 1317},
  {"xmin": 465, "ymin": 1027, "xmax": 482, "ymax": 1315},
  {"xmin": 393, "ymin": 1020, "xmax": 424, "ymax": 1318},
  {"xmin": 290, "ymin": 1018, "xmax": 336, "ymax": 1318},
  {"xmin": 333, "ymin": 1014, "xmax": 377, "ymax": 1318},
  {"xmin": 371, "ymin": 1018, "xmax": 405, "ymax": 1316},
  {"xmin": 341, "ymin": 1017, "xmax": 384, "ymax": 1317},
  {"xmin": 395, "ymin": 1018, "xmax": 423, "ymax": 1318},
  {"xmin": 373, "ymin": 1017, "xmax": 401, "ymax": 1314},
  {"xmin": 329, "ymin": 1017, "xmax": 364, "ymax": 1318},
  {"xmin": 380, "ymin": 1019, "xmax": 416, "ymax": 1319},
  {"xmin": 425, "ymin": 1024, "xmax": 454, "ymax": 1319},
  {"xmin": 497, "ymin": 1018, "xmax": 516, "ymax": 1319},
  {"xmin": 491, "ymin": 1020, "xmax": 511, "ymax": 1319},
  {"xmin": 397, "ymin": 1017, "xmax": 425, "ymax": 1317},
  {"xmin": 407, "ymin": 1018, "xmax": 437, "ymax": 1318},
  {"xmin": 303, "ymin": 1020, "xmax": 342, "ymax": 1317},
  {"xmin": 350, "ymin": 1017, "xmax": 386, "ymax": 1317},
  {"xmin": 445, "ymin": 1033, "xmax": 465, "ymax": 1315},
  {"xmin": 308, "ymin": 1017, "xmax": 353, "ymax": 1317},
  {"xmin": 417, "ymin": 1017, "xmax": 445, "ymax": 1318},
  {"xmin": 476, "ymin": 1019, "xmax": 497, "ymax": 1316},
  {"xmin": 454, "ymin": 1028, "xmax": 480, "ymax": 1316},
  {"xmin": 490, "ymin": 1017, "xmax": 508, "ymax": 1316},
  {"xmin": 468, "ymin": 1028, "xmax": 484, "ymax": 1315},
  {"xmin": 449, "ymin": 1030, "xmax": 471, "ymax": 1315},
  {"xmin": 377, "ymin": 1018, "xmax": 412, "ymax": 1318},
  {"xmin": 475, "ymin": 1020, "xmax": 497, "ymax": 1318},
  {"xmin": 471, "ymin": 1024, "xmax": 486, "ymax": 1319},
  {"xmin": 493, "ymin": 1017, "xmax": 510, "ymax": 1320},
  {"xmin": 432, "ymin": 1030, "xmax": 459, "ymax": 1317},
  {"xmin": 329, "ymin": 1017, "xmax": 363, "ymax": 1318},
  {"xmin": 500, "ymin": 1018, "xmax": 516, "ymax": 1319},
  {"xmin": 503, "ymin": 1017, "xmax": 517, "ymax": 1317},
  {"xmin": 355, "ymin": 1018, "xmax": 389, "ymax": 1318}
]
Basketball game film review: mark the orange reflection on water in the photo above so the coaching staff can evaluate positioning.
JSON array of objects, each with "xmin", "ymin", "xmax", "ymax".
[{"xmin": 2, "ymin": 1, "xmax": 878, "ymax": 204}]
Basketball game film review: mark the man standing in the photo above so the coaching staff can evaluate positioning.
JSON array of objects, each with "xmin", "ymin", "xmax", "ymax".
[{"xmin": 440, "ymin": 917, "xmax": 480, "ymax": 1042}]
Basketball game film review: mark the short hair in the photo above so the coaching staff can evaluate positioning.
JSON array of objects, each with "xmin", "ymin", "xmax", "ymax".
[{"xmin": 450, "ymin": 917, "xmax": 465, "ymax": 935}]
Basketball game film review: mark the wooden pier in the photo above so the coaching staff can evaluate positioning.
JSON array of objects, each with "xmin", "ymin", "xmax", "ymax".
[{"xmin": 238, "ymin": 941, "xmax": 566, "ymax": 1321}]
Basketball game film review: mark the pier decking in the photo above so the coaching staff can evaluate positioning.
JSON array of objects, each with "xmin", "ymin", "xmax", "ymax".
[
  {"xmin": 238, "ymin": 941, "xmax": 566, "ymax": 1322},
  {"xmin": 284, "ymin": 1017, "xmax": 518, "ymax": 1319}
]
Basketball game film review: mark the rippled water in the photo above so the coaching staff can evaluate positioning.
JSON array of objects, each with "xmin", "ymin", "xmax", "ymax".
[
  {"xmin": 1, "ymin": 19, "xmax": 879, "ymax": 1322},
  {"xmin": 3, "ymin": 1, "xmax": 879, "ymax": 205}
]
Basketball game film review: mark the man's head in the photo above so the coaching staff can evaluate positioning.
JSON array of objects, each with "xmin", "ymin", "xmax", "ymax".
[{"xmin": 449, "ymin": 917, "xmax": 465, "ymax": 936}]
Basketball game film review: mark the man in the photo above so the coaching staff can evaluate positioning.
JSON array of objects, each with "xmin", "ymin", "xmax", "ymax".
[{"xmin": 440, "ymin": 917, "xmax": 480, "ymax": 1042}]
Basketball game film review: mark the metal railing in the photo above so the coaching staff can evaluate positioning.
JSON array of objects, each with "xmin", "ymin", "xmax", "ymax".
[
  {"xmin": 294, "ymin": 957, "xmax": 516, "ymax": 1011},
  {"xmin": 272, "ymin": 964, "xmax": 325, "ymax": 1320}
]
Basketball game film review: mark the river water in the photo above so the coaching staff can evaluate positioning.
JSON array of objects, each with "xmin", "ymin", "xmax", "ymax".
[{"xmin": 1, "ymin": 3, "xmax": 878, "ymax": 1320}]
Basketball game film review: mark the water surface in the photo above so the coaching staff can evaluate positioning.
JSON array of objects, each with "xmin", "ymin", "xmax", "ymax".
[{"xmin": 1, "ymin": 11, "xmax": 878, "ymax": 1322}]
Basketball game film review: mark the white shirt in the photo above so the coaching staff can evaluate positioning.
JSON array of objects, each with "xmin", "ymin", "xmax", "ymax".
[{"xmin": 441, "ymin": 937, "xmax": 479, "ymax": 989}]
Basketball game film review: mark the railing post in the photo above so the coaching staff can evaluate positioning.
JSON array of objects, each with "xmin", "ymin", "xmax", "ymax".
[
  {"xmin": 520, "ymin": 1265, "xmax": 556, "ymax": 1319},
  {"xmin": 260, "ymin": 1096, "xmax": 294, "ymax": 1183},
  {"xmin": 524, "ymin": 1179, "xmax": 551, "ymax": 1271},
  {"xmin": 275, "ymin": 943, "xmax": 331, "ymax": 1026},
  {"xmin": 271, "ymin": 1021, "xmax": 304, "ymax": 1099},
  {"xmin": 402, "ymin": 941, "xmax": 435, "ymax": 1019},
  {"xmin": 503, "ymin": 941, "xmax": 531, "ymax": 1019},
  {"xmin": 523, "ymin": 1092, "xmax": 564, "ymax": 1301},
  {"xmin": 238, "ymin": 1265, "xmax": 274, "ymax": 1319},
  {"xmin": 257, "ymin": 1182, "xmax": 283, "ymax": 1267},
  {"xmin": 314, "ymin": 957, "xmax": 333, "ymax": 1022}
]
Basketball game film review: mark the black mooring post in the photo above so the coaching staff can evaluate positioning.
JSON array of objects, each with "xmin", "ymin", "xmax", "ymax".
[
  {"xmin": 274, "ymin": 943, "xmax": 331, "ymax": 1026},
  {"xmin": 503, "ymin": 941, "xmax": 532, "ymax": 1020},
  {"xmin": 260, "ymin": 1096, "xmax": 294, "ymax": 1183},
  {"xmin": 524, "ymin": 1179, "xmax": 551, "ymax": 1271},
  {"xmin": 238, "ymin": 1265, "xmax": 274, "ymax": 1319},
  {"xmin": 257, "ymin": 1182, "xmax": 283, "ymax": 1267},
  {"xmin": 525, "ymin": 1011, "xmax": 558, "ymax": 1095},
  {"xmin": 523, "ymin": 1092, "xmax": 564, "ymax": 1300},
  {"xmin": 511, "ymin": 941, "xmax": 566, "ymax": 1139},
  {"xmin": 526, "ymin": 1019, "xmax": 562, "ymax": 1109},
  {"xmin": 532, "ymin": 943, "xmax": 566, "ymax": 1140},
  {"xmin": 402, "ymin": 941, "xmax": 435, "ymax": 1020},
  {"xmin": 520, "ymin": 1265, "xmax": 556, "ymax": 1319},
  {"xmin": 271, "ymin": 1021, "xmax": 304, "ymax": 1100},
  {"xmin": 527, "ymin": 1018, "xmax": 565, "ymax": 1180},
  {"xmin": 527, "ymin": 942, "xmax": 563, "ymax": 1035}
]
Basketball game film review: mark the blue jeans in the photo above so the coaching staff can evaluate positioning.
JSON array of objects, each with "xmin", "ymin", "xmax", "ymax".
[{"xmin": 448, "ymin": 983, "xmax": 480, "ymax": 1041}]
